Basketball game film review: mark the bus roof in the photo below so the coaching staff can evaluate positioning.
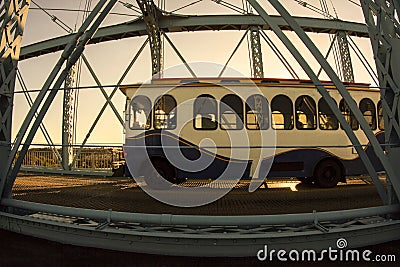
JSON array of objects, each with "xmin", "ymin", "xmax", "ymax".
[{"xmin": 119, "ymin": 78, "xmax": 376, "ymax": 95}]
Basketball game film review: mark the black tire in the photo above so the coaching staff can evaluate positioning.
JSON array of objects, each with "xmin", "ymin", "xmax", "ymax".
[
  {"xmin": 143, "ymin": 159, "xmax": 176, "ymax": 189},
  {"xmin": 313, "ymin": 159, "xmax": 342, "ymax": 188}
]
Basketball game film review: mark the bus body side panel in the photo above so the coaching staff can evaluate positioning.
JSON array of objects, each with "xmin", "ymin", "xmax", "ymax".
[
  {"xmin": 264, "ymin": 149, "xmax": 332, "ymax": 178},
  {"xmin": 341, "ymin": 131, "xmax": 384, "ymax": 176},
  {"xmin": 126, "ymin": 130, "xmax": 252, "ymax": 180},
  {"xmin": 263, "ymin": 131, "xmax": 385, "ymax": 179}
]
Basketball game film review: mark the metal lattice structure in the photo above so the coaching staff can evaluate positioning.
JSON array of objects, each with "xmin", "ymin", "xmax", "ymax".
[
  {"xmin": 62, "ymin": 65, "xmax": 77, "ymax": 171},
  {"xmin": 136, "ymin": 0, "xmax": 163, "ymax": 77},
  {"xmin": 0, "ymin": 0, "xmax": 118, "ymax": 198},
  {"xmin": 336, "ymin": 30, "xmax": 355, "ymax": 83},
  {"xmin": 0, "ymin": 0, "xmax": 30, "ymax": 193},
  {"xmin": 249, "ymin": 26, "xmax": 264, "ymax": 78},
  {"xmin": 0, "ymin": 0, "xmax": 400, "ymax": 257},
  {"xmin": 361, "ymin": 0, "xmax": 400, "ymax": 204}
]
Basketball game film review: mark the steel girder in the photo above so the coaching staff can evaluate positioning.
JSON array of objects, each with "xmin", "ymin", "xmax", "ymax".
[
  {"xmin": 136, "ymin": 0, "xmax": 162, "ymax": 77},
  {"xmin": 19, "ymin": 14, "xmax": 369, "ymax": 61},
  {"xmin": 336, "ymin": 31, "xmax": 354, "ymax": 83},
  {"xmin": 0, "ymin": 0, "xmax": 118, "ymax": 198},
  {"xmin": 1, "ymin": 199, "xmax": 400, "ymax": 257},
  {"xmin": 0, "ymin": 0, "xmax": 30, "ymax": 194},
  {"xmin": 62, "ymin": 66, "xmax": 77, "ymax": 171},
  {"xmin": 361, "ymin": 0, "xmax": 400, "ymax": 204},
  {"xmin": 249, "ymin": 26, "xmax": 264, "ymax": 78}
]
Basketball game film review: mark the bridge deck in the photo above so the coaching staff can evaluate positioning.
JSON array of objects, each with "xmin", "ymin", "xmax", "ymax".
[{"xmin": 12, "ymin": 174, "xmax": 383, "ymax": 215}]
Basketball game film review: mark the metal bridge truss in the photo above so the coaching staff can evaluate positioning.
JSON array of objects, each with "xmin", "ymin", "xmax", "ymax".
[
  {"xmin": 0, "ymin": 0, "xmax": 119, "ymax": 198},
  {"xmin": 1, "ymin": 199, "xmax": 400, "ymax": 257},
  {"xmin": 0, "ymin": 0, "xmax": 400, "ymax": 257},
  {"xmin": 361, "ymin": 0, "xmax": 400, "ymax": 204},
  {"xmin": 0, "ymin": 0, "xmax": 30, "ymax": 194}
]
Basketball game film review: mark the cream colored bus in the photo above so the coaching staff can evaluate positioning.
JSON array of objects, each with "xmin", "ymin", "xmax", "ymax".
[{"xmin": 122, "ymin": 78, "xmax": 383, "ymax": 188}]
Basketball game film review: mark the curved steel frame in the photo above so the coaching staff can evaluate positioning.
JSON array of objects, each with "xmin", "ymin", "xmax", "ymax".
[
  {"xmin": 1, "ymin": 199, "xmax": 400, "ymax": 257},
  {"xmin": 0, "ymin": 0, "xmax": 399, "ymax": 257},
  {"xmin": 20, "ymin": 14, "xmax": 369, "ymax": 60}
]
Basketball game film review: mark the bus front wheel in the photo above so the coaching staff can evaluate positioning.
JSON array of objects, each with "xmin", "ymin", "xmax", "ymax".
[
  {"xmin": 313, "ymin": 159, "xmax": 342, "ymax": 188},
  {"xmin": 142, "ymin": 159, "xmax": 176, "ymax": 189}
]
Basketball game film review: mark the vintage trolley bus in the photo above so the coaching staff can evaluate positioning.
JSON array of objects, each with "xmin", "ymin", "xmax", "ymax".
[{"xmin": 122, "ymin": 78, "xmax": 383, "ymax": 188}]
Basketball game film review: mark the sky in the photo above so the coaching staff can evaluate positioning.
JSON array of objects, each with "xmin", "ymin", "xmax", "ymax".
[{"xmin": 13, "ymin": 0, "xmax": 376, "ymax": 147}]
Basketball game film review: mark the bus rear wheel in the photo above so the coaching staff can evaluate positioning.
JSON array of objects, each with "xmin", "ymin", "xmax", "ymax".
[{"xmin": 313, "ymin": 159, "xmax": 342, "ymax": 188}]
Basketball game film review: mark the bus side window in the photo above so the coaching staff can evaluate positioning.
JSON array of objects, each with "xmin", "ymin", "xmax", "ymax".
[
  {"xmin": 318, "ymin": 98, "xmax": 338, "ymax": 130},
  {"xmin": 359, "ymin": 98, "xmax": 377, "ymax": 130},
  {"xmin": 246, "ymin": 94, "xmax": 269, "ymax": 130},
  {"xmin": 271, "ymin": 95, "xmax": 293, "ymax": 130},
  {"xmin": 220, "ymin": 94, "xmax": 244, "ymax": 130},
  {"xmin": 130, "ymin": 95, "xmax": 151, "ymax": 129},
  {"xmin": 377, "ymin": 100, "xmax": 384, "ymax": 130},
  {"xmin": 295, "ymin": 95, "xmax": 317, "ymax": 130},
  {"xmin": 154, "ymin": 95, "xmax": 177, "ymax": 130},
  {"xmin": 194, "ymin": 94, "xmax": 218, "ymax": 130},
  {"xmin": 340, "ymin": 99, "xmax": 359, "ymax": 130}
]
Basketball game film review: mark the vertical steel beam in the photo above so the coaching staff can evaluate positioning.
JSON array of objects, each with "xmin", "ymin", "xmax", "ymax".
[
  {"xmin": 249, "ymin": 26, "xmax": 264, "ymax": 78},
  {"xmin": 0, "ymin": 0, "xmax": 30, "ymax": 186},
  {"xmin": 136, "ymin": 0, "xmax": 162, "ymax": 77},
  {"xmin": 62, "ymin": 65, "xmax": 77, "ymax": 170},
  {"xmin": 361, "ymin": 0, "xmax": 400, "ymax": 203},
  {"xmin": 336, "ymin": 31, "xmax": 354, "ymax": 83},
  {"xmin": 0, "ymin": 0, "xmax": 117, "ymax": 198}
]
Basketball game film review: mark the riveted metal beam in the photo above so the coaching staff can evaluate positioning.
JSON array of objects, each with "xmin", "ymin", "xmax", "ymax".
[
  {"xmin": 136, "ymin": 0, "xmax": 162, "ymax": 77},
  {"xmin": 62, "ymin": 65, "xmax": 77, "ymax": 170},
  {"xmin": 336, "ymin": 31, "xmax": 354, "ymax": 82},
  {"xmin": 249, "ymin": 26, "xmax": 264, "ymax": 78},
  {"xmin": 361, "ymin": 0, "xmax": 400, "ymax": 204},
  {"xmin": 1, "ymin": 199, "xmax": 400, "ymax": 257},
  {"xmin": 19, "ymin": 15, "xmax": 370, "ymax": 61},
  {"xmin": 0, "ymin": 0, "xmax": 31, "ymax": 195}
]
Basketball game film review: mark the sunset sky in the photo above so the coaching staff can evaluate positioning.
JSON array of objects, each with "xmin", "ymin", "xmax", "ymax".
[{"xmin": 14, "ymin": 0, "xmax": 375, "ymax": 146}]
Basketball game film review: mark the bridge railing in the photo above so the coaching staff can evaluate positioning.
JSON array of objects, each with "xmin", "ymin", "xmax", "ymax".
[{"xmin": 18, "ymin": 147, "xmax": 124, "ymax": 172}]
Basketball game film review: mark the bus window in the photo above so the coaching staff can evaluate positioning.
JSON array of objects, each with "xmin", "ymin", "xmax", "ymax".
[
  {"xmin": 295, "ymin": 95, "xmax": 317, "ymax": 130},
  {"xmin": 246, "ymin": 94, "xmax": 269, "ymax": 130},
  {"xmin": 154, "ymin": 95, "xmax": 177, "ymax": 129},
  {"xmin": 377, "ymin": 100, "xmax": 384, "ymax": 130},
  {"xmin": 130, "ymin": 95, "xmax": 151, "ymax": 129},
  {"xmin": 194, "ymin": 94, "xmax": 218, "ymax": 130},
  {"xmin": 340, "ymin": 99, "xmax": 359, "ymax": 130},
  {"xmin": 318, "ymin": 98, "xmax": 338, "ymax": 130},
  {"xmin": 359, "ymin": 98, "xmax": 377, "ymax": 130},
  {"xmin": 220, "ymin": 94, "xmax": 244, "ymax": 130},
  {"xmin": 271, "ymin": 95, "xmax": 293, "ymax": 130}
]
